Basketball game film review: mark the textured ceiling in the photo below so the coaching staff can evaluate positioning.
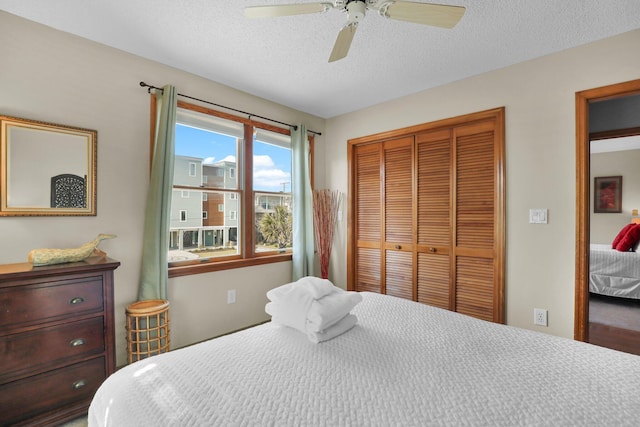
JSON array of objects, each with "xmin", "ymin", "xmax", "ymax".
[{"xmin": 2, "ymin": 0, "xmax": 640, "ymax": 118}]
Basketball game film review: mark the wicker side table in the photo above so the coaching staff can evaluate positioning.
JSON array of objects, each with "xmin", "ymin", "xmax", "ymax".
[{"xmin": 125, "ymin": 299, "xmax": 170, "ymax": 364}]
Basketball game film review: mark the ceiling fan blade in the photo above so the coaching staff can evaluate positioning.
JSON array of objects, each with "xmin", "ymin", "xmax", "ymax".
[
  {"xmin": 329, "ymin": 23, "xmax": 358, "ymax": 63},
  {"xmin": 245, "ymin": 3, "xmax": 333, "ymax": 19},
  {"xmin": 382, "ymin": 1, "xmax": 465, "ymax": 28}
]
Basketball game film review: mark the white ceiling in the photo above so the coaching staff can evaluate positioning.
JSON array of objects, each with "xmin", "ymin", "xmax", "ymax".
[
  {"xmin": 591, "ymin": 135, "xmax": 640, "ymax": 154},
  {"xmin": 2, "ymin": 0, "xmax": 640, "ymax": 119}
]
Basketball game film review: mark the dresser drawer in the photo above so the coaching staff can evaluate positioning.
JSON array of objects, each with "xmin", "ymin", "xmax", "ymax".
[
  {"xmin": 0, "ymin": 357, "xmax": 105, "ymax": 426},
  {"xmin": 0, "ymin": 317, "xmax": 105, "ymax": 383},
  {"xmin": 0, "ymin": 277, "xmax": 104, "ymax": 329}
]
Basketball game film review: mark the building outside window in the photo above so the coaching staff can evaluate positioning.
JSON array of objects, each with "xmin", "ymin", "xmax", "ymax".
[{"xmin": 166, "ymin": 103, "xmax": 299, "ymax": 270}]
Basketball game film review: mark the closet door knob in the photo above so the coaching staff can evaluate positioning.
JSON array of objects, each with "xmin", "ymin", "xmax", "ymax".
[
  {"xmin": 429, "ymin": 247, "xmax": 436, "ymax": 253},
  {"xmin": 395, "ymin": 245, "xmax": 401, "ymax": 250}
]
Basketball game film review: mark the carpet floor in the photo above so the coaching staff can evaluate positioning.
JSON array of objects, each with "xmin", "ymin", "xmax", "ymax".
[
  {"xmin": 60, "ymin": 416, "xmax": 88, "ymax": 427},
  {"xmin": 589, "ymin": 293, "xmax": 640, "ymax": 330}
]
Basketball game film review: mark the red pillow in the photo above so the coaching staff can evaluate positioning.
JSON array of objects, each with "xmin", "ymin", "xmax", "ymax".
[
  {"xmin": 616, "ymin": 224, "xmax": 640, "ymax": 252},
  {"xmin": 612, "ymin": 223, "xmax": 636, "ymax": 249}
]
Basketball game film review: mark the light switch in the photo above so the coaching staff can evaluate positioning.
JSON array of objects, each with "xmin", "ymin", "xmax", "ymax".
[{"xmin": 529, "ymin": 209, "xmax": 548, "ymax": 224}]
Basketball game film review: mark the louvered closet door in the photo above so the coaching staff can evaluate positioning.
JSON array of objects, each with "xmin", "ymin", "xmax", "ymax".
[
  {"xmin": 348, "ymin": 108, "xmax": 504, "ymax": 322},
  {"xmin": 453, "ymin": 120, "xmax": 499, "ymax": 322},
  {"xmin": 354, "ymin": 143, "xmax": 382, "ymax": 293},
  {"xmin": 383, "ymin": 137, "xmax": 414, "ymax": 300},
  {"xmin": 416, "ymin": 129, "xmax": 452, "ymax": 310}
]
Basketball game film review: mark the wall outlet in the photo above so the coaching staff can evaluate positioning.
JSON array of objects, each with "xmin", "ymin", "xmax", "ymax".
[
  {"xmin": 534, "ymin": 308, "xmax": 548, "ymax": 326},
  {"xmin": 227, "ymin": 289, "xmax": 236, "ymax": 304}
]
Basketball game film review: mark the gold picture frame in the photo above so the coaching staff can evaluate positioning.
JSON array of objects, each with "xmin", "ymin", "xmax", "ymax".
[{"xmin": 0, "ymin": 116, "xmax": 97, "ymax": 216}]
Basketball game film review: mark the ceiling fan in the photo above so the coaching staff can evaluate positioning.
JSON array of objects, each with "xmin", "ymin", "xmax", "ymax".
[{"xmin": 244, "ymin": 1, "xmax": 465, "ymax": 63}]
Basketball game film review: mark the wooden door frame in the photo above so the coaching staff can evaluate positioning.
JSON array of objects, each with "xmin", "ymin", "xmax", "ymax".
[{"xmin": 574, "ymin": 79, "xmax": 640, "ymax": 341}]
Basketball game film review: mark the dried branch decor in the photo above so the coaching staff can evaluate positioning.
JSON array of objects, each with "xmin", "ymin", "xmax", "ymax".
[{"xmin": 312, "ymin": 189, "xmax": 342, "ymax": 279}]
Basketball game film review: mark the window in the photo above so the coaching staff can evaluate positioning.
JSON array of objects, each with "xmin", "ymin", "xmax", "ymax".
[
  {"xmin": 159, "ymin": 100, "xmax": 311, "ymax": 275},
  {"xmin": 254, "ymin": 128, "xmax": 292, "ymax": 254}
]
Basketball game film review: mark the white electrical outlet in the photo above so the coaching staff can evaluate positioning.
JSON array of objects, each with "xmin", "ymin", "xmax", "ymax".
[
  {"xmin": 534, "ymin": 308, "xmax": 548, "ymax": 326},
  {"xmin": 227, "ymin": 289, "xmax": 236, "ymax": 304}
]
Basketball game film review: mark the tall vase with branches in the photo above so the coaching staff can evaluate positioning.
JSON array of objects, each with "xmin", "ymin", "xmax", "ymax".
[{"xmin": 312, "ymin": 189, "xmax": 342, "ymax": 279}]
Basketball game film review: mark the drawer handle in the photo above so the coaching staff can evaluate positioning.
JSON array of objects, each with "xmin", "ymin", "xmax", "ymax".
[
  {"xmin": 69, "ymin": 297, "xmax": 85, "ymax": 305},
  {"xmin": 70, "ymin": 338, "xmax": 86, "ymax": 347},
  {"xmin": 72, "ymin": 379, "xmax": 87, "ymax": 390},
  {"xmin": 395, "ymin": 245, "xmax": 401, "ymax": 250},
  {"xmin": 429, "ymin": 247, "xmax": 437, "ymax": 253}
]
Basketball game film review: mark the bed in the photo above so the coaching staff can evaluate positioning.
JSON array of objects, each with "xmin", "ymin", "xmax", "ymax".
[
  {"xmin": 89, "ymin": 292, "xmax": 640, "ymax": 426},
  {"xmin": 590, "ymin": 243, "xmax": 640, "ymax": 299}
]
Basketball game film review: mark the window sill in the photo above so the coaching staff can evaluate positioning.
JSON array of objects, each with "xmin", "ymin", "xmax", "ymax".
[{"xmin": 168, "ymin": 253, "xmax": 292, "ymax": 278}]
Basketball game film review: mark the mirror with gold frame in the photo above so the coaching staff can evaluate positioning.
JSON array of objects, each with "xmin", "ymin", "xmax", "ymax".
[{"xmin": 0, "ymin": 116, "xmax": 96, "ymax": 216}]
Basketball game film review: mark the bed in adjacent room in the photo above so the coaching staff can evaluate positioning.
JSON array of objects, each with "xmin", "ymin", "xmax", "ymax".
[
  {"xmin": 590, "ymin": 243, "xmax": 640, "ymax": 299},
  {"xmin": 89, "ymin": 292, "xmax": 640, "ymax": 426}
]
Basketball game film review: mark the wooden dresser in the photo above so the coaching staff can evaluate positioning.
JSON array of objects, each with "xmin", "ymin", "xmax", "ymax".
[{"xmin": 0, "ymin": 257, "xmax": 120, "ymax": 426}]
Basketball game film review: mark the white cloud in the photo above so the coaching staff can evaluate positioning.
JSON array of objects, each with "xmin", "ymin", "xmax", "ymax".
[
  {"xmin": 222, "ymin": 155, "xmax": 236, "ymax": 163},
  {"xmin": 254, "ymin": 155, "xmax": 274, "ymax": 168},
  {"xmin": 253, "ymin": 155, "xmax": 290, "ymax": 191},
  {"xmin": 203, "ymin": 156, "xmax": 216, "ymax": 164}
]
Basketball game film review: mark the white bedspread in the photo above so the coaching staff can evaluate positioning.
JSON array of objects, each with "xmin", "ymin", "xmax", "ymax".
[
  {"xmin": 89, "ymin": 292, "xmax": 640, "ymax": 426},
  {"xmin": 590, "ymin": 243, "xmax": 640, "ymax": 299}
]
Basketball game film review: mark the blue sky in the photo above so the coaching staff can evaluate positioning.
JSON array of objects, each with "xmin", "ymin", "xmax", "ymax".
[{"xmin": 175, "ymin": 124, "xmax": 291, "ymax": 192}]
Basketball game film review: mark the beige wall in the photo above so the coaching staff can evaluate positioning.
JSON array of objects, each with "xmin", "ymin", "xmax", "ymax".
[
  {"xmin": 0, "ymin": 11, "xmax": 325, "ymax": 366},
  {"xmin": 324, "ymin": 29, "xmax": 640, "ymax": 339},
  {"xmin": 590, "ymin": 149, "xmax": 640, "ymax": 244}
]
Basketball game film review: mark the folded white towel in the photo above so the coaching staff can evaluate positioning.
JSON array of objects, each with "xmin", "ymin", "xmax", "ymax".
[
  {"xmin": 306, "ymin": 291, "xmax": 363, "ymax": 333},
  {"xmin": 265, "ymin": 298, "xmax": 311, "ymax": 333},
  {"xmin": 267, "ymin": 290, "xmax": 363, "ymax": 334},
  {"xmin": 307, "ymin": 314, "xmax": 358, "ymax": 344},
  {"xmin": 266, "ymin": 276, "xmax": 336, "ymax": 302}
]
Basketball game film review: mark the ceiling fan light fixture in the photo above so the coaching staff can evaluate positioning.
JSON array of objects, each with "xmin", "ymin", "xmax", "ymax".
[
  {"xmin": 346, "ymin": 1, "xmax": 367, "ymax": 24},
  {"xmin": 244, "ymin": 0, "xmax": 465, "ymax": 62}
]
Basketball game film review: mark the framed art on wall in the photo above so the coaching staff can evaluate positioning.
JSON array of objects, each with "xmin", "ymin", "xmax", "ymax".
[{"xmin": 594, "ymin": 175, "xmax": 622, "ymax": 213}]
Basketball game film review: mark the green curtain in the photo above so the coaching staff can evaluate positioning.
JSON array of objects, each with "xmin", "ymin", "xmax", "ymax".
[
  {"xmin": 291, "ymin": 124, "xmax": 315, "ymax": 280},
  {"xmin": 138, "ymin": 85, "xmax": 177, "ymax": 301}
]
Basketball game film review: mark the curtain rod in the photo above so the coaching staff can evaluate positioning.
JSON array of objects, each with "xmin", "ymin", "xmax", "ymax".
[{"xmin": 139, "ymin": 82, "xmax": 321, "ymax": 136}]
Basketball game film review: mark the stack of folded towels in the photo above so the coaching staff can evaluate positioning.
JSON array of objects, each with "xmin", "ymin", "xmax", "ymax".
[{"xmin": 265, "ymin": 276, "xmax": 363, "ymax": 343}]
